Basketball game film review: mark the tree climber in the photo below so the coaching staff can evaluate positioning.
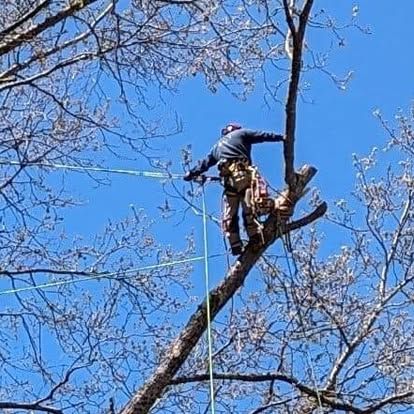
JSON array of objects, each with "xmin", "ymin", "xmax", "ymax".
[{"xmin": 184, "ymin": 123, "xmax": 285, "ymax": 255}]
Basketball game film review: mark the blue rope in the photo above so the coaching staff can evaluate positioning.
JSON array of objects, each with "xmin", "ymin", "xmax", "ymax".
[
  {"xmin": 201, "ymin": 186, "xmax": 216, "ymax": 414},
  {"xmin": 0, "ymin": 256, "xmax": 206, "ymax": 296},
  {"xmin": 1, "ymin": 156, "xmax": 218, "ymax": 413},
  {"xmin": 0, "ymin": 159, "xmax": 184, "ymax": 179}
]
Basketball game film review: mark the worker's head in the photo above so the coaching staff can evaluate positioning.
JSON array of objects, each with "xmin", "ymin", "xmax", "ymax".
[{"xmin": 221, "ymin": 122, "xmax": 242, "ymax": 136}]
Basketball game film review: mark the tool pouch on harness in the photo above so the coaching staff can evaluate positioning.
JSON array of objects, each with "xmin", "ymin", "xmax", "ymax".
[
  {"xmin": 246, "ymin": 167, "xmax": 275, "ymax": 217},
  {"xmin": 219, "ymin": 159, "xmax": 251, "ymax": 192}
]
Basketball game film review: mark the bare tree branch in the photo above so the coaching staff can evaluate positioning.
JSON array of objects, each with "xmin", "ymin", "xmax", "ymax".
[
  {"xmin": 0, "ymin": 401, "xmax": 62, "ymax": 414},
  {"xmin": 0, "ymin": 0, "xmax": 98, "ymax": 57},
  {"xmin": 171, "ymin": 371, "xmax": 413, "ymax": 413},
  {"xmin": 283, "ymin": 0, "xmax": 314, "ymax": 188},
  {"xmin": 363, "ymin": 391, "xmax": 414, "ymax": 414},
  {"xmin": 170, "ymin": 372, "xmax": 367, "ymax": 414},
  {"xmin": 0, "ymin": 0, "xmax": 52, "ymax": 38}
]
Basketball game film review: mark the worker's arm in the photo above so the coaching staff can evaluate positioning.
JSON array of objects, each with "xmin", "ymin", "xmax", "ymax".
[
  {"xmin": 184, "ymin": 149, "xmax": 218, "ymax": 181},
  {"xmin": 244, "ymin": 129, "xmax": 284, "ymax": 144}
]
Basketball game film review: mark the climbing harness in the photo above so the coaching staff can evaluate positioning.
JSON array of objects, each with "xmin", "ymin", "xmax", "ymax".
[
  {"xmin": 248, "ymin": 167, "xmax": 274, "ymax": 217},
  {"xmin": 249, "ymin": 167, "xmax": 294, "ymax": 220},
  {"xmin": 218, "ymin": 158, "xmax": 251, "ymax": 190},
  {"xmin": 218, "ymin": 158, "xmax": 292, "ymax": 219},
  {"xmin": 217, "ymin": 159, "xmax": 293, "ymax": 247}
]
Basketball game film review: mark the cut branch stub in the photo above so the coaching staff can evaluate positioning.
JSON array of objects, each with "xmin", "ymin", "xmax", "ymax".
[{"xmin": 249, "ymin": 164, "xmax": 320, "ymax": 252}]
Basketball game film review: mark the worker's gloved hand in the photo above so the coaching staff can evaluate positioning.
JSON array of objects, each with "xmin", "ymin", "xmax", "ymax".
[{"xmin": 183, "ymin": 171, "xmax": 198, "ymax": 182}]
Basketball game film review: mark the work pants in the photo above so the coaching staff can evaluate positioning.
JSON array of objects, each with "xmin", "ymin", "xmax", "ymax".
[{"xmin": 222, "ymin": 184, "xmax": 261, "ymax": 250}]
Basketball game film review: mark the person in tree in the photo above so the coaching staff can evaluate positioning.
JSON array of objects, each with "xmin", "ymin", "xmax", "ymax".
[{"xmin": 184, "ymin": 123, "xmax": 284, "ymax": 255}]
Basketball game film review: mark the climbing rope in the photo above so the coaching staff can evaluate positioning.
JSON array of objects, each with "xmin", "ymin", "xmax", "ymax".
[
  {"xmin": 0, "ymin": 256, "xmax": 210, "ymax": 297},
  {"xmin": 1, "ymin": 158, "xmax": 219, "ymax": 413},
  {"xmin": 201, "ymin": 185, "xmax": 216, "ymax": 414},
  {"xmin": 0, "ymin": 159, "xmax": 185, "ymax": 180}
]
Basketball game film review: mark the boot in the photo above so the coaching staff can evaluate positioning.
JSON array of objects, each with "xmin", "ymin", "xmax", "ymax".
[{"xmin": 230, "ymin": 242, "xmax": 244, "ymax": 256}]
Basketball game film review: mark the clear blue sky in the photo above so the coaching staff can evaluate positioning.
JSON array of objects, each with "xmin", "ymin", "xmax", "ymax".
[
  {"xmin": 2, "ymin": 2, "xmax": 413, "ymax": 411},
  {"xmin": 61, "ymin": 1, "xmax": 414, "ymax": 281}
]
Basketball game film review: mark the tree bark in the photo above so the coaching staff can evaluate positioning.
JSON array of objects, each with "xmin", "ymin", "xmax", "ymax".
[
  {"xmin": 283, "ymin": 0, "xmax": 315, "ymax": 188},
  {"xmin": 120, "ymin": 166, "xmax": 326, "ymax": 414}
]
